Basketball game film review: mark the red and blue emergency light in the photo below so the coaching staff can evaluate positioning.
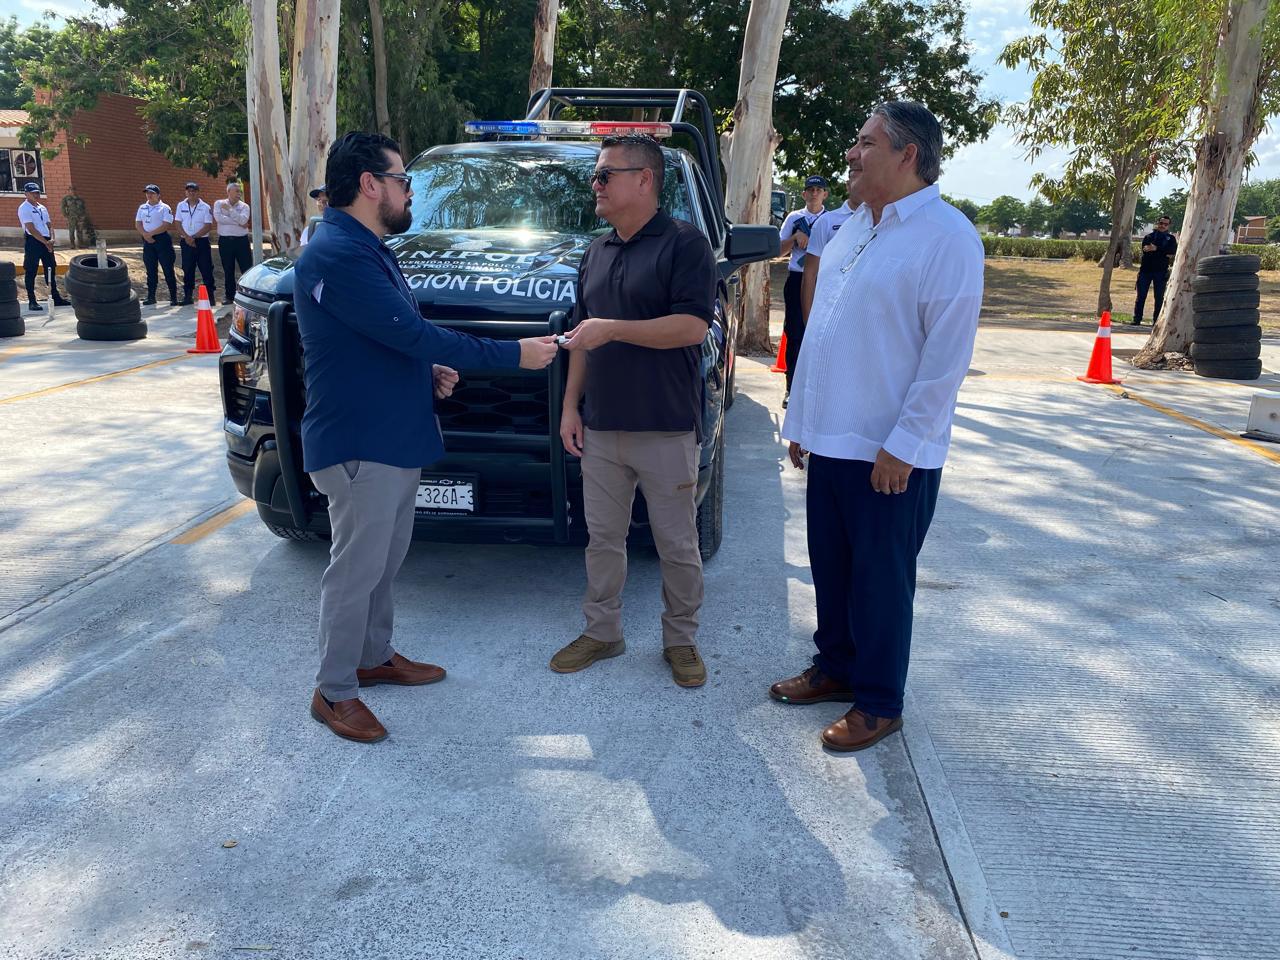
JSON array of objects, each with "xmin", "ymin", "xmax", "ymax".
[{"xmin": 463, "ymin": 120, "xmax": 674, "ymax": 138}]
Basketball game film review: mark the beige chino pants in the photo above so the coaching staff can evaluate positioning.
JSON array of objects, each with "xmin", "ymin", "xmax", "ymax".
[{"xmin": 580, "ymin": 428, "xmax": 703, "ymax": 648}]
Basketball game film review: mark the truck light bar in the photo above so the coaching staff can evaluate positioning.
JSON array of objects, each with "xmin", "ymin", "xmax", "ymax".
[{"xmin": 464, "ymin": 120, "xmax": 673, "ymax": 138}]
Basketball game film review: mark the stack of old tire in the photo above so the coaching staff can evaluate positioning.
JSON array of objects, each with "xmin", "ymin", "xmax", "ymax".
[
  {"xmin": 0, "ymin": 261, "xmax": 21, "ymax": 338},
  {"xmin": 66, "ymin": 253, "xmax": 146, "ymax": 342},
  {"xmin": 1191, "ymin": 253, "xmax": 1262, "ymax": 380}
]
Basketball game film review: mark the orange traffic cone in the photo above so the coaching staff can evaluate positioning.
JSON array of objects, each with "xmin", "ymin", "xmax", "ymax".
[
  {"xmin": 770, "ymin": 333, "xmax": 788, "ymax": 373},
  {"xmin": 1077, "ymin": 310, "xmax": 1121, "ymax": 384},
  {"xmin": 188, "ymin": 284, "xmax": 222, "ymax": 355}
]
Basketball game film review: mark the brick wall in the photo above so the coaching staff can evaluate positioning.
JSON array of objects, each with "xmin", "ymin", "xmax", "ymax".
[{"xmin": 68, "ymin": 93, "xmax": 238, "ymax": 235}]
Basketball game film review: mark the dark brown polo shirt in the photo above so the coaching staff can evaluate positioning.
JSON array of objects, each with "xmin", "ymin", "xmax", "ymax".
[{"xmin": 573, "ymin": 209, "xmax": 717, "ymax": 437}]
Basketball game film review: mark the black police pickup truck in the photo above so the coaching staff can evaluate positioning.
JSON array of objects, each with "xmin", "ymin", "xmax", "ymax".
[{"xmin": 219, "ymin": 88, "xmax": 778, "ymax": 560}]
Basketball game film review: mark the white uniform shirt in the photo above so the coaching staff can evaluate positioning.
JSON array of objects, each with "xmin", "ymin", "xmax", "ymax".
[
  {"xmin": 213, "ymin": 199, "xmax": 250, "ymax": 237},
  {"xmin": 175, "ymin": 198, "xmax": 214, "ymax": 238},
  {"xmin": 136, "ymin": 201, "xmax": 174, "ymax": 233},
  {"xmin": 779, "ymin": 207, "xmax": 826, "ymax": 272},
  {"xmin": 805, "ymin": 201, "xmax": 857, "ymax": 260},
  {"xmin": 782, "ymin": 184, "xmax": 984, "ymax": 470},
  {"xmin": 18, "ymin": 199, "xmax": 52, "ymax": 239}
]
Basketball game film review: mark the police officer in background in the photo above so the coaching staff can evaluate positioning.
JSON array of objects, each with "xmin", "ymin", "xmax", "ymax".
[
  {"xmin": 298, "ymin": 185, "xmax": 328, "ymax": 246},
  {"xmin": 213, "ymin": 180, "xmax": 252, "ymax": 300},
  {"xmin": 136, "ymin": 184, "xmax": 179, "ymax": 306},
  {"xmin": 60, "ymin": 187, "xmax": 88, "ymax": 248},
  {"xmin": 1134, "ymin": 215, "xmax": 1178, "ymax": 326},
  {"xmin": 176, "ymin": 181, "xmax": 217, "ymax": 305},
  {"xmin": 777, "ymin": 175, "xmax": 828, "ymax": 404},
  {"xmin": 17, "ymin": 182, "xmax": 70, "ymax": 312}
]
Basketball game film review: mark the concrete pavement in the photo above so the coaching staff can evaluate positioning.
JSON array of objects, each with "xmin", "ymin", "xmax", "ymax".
[{"xmin": 1, "ymin": 314, "xmax": 1278, "ymax": 958}]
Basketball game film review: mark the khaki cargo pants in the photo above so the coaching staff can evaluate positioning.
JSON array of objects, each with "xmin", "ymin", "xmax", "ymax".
[{"xmin": 580, "ymin": 428, "xmax": 703, "ymax": 648}]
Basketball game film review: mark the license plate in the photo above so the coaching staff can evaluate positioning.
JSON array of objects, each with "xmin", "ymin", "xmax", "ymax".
[{"xmin": 416, "ymin": 477, "xmax": 475, "ymax": 513}]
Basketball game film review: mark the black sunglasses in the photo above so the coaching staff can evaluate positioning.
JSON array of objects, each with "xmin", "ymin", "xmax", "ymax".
[
  {"xmin": 371, "ymin": 171, "xmax": 412, "ymax": 191},
  {"xmin": 590, "ymin": 166, "xmax": 645, "ymax": 186}
]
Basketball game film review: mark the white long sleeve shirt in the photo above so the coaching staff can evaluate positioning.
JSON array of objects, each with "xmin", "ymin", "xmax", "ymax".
[
  {"xmin": 213, "ymin": 198, "xmax": 250, "ymax": 237},
  {"xmin": 782, "ymin": 184, "xmax": 984, "ymax": 470}
]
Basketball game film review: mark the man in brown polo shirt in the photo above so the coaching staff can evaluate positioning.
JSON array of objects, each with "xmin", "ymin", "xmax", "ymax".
[{"xmin": 554, "ymin": 133, "xmax": 717, "ymax": 688}]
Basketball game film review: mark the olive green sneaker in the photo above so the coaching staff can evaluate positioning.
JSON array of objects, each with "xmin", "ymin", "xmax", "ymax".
[
  {"xmin": 663, "ymin": 644, "xmax": 706, "ymax": 687},
  {"xmin": 550, "ymin": 635, "xmax": 625, "ymax": 674}
]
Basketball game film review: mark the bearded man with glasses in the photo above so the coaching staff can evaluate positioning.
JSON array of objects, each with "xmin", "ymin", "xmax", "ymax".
[
  {"xmin": 552, "ymin": 133, "xmax": 719, "ymax": 689},
  {"xmin": 294, "ymin": 131, "xmax": 559, "ymax": 743}
]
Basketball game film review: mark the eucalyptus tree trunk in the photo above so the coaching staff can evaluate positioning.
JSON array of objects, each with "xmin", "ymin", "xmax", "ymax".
[
  {"xmin": 1134, "ymin": 0, "xmax": 1270, "ymax": 365},
  {"xmin": 722, "ymin": 0, "xmax": 790, "ymax": 353},
  {"xmin": 248, "ymin": 0, "xmax": 300, "ymax": 250},
  {"xmin": 1098, "ymin": 152, "xmax": 1142, "ymax": 315},
  {"xmin": 1118, "ymin": 187, "xmax": 1139, "ymax": 268},
  {"xmin": 528, "ymin": 0, "xmax": 560, "ymax": 117},
  {"xmin": 369, "ymin": 0, "xmax": 392, "ymax": 135},
  {"xmin": 287, "ymin": 0, "xmax": 340, "ymax": 238}
]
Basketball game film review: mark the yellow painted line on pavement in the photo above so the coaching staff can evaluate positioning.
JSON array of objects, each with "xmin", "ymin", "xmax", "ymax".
[
  {"xmin": 0, "ymin": 354, "xmax": 190, "ymax": 405},
  {"xmin": 171, "ymin": 500, "xmax": 256, "ymax": 544},
  {"xmin": 1103, "ymin": 384, "xmax": 1280, "ymax": 467}
]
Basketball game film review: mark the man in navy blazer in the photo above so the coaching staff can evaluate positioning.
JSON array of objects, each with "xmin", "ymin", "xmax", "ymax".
[{"xmin": 295, "ymin": 131, "xmax": 558, "ymax": 743}]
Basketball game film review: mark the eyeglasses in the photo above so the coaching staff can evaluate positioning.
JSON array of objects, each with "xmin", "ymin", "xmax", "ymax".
[
  {"xmin": 371, "ymin": 171, "xmax": 412, "ymax": 191},
  {"xmin": 590, "ymin": 166, "xmax": 645, "ymax": 186}
]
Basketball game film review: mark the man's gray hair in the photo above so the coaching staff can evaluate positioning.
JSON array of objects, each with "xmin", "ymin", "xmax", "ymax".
[{"xmin": 872, "ymin": 101, "xmax": 942, "ymax": 185}]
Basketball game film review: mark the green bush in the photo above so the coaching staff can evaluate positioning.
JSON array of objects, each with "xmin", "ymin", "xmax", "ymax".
[
  {"xmin": 980, "ymin": 235, "xmax": 1141, "ymax": 261},
  {"xmin": 982, "ymin": 235, "xmax": 1280, "ymax": 270}
]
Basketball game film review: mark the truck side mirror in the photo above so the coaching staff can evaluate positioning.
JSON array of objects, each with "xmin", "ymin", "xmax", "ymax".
[{"xmin": 725, "ymin": 224, "xmax": 780, "ymax": 266}]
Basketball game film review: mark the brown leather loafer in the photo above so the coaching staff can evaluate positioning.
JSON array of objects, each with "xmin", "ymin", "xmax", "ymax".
[
  {"xmin": 356, "ymin": 652, "xmax": 446, "ymax": 687},
  {"xmin": 769, "ymin": 666, "xmax": 855, "ymax": 705},
  {"xmin": 310, "ymin": 690, "xmax": 387, "ymax": 743},
  {"xmin": 821, "ymin": 708, "xmax": 903, "ymax": 752}
]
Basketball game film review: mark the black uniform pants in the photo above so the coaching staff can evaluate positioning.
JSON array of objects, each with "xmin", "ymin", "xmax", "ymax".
[
  {"xmin": 806, "ymin": 454, "xmax": 942, "ymax": 719},
  {"xmin": 1134, "ymin": 270, "xmax": 1168, "ymax": 325},
  {"xmin": 142, "ymin": 233, "xmax": 178, "ymax": 300},
  {"xmin": 218, "ymin": 235, "xmax": 253, "ymax": 300},
  {"xmin": 782, "ymin": 269, "xmax": 805, "ymax": 392},
  {"xmin": 180, "ymin": 236, "xmax": 216, "ymax": 301},
  {"xmin": 23, "ymin": 233, "xmax": 61, "ymax": 304}
]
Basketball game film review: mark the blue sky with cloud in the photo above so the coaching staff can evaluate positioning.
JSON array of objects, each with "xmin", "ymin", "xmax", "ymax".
[{"xmin": 5, "ymin": 0, "xmax": 1278, "ymax": 207}]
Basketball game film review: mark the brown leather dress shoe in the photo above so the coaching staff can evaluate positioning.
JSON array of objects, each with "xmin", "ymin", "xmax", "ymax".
[
  {"xmin": 356, "ymin": 652, "xmax": 446, "ymax": 687},
  {"xmin": 310, "ymin": 690, "xmax": 387, "ymax": 743},
  {"xmin": 769, "ymin": 666, "xmax": 855, "ymax": 705},
  {"xmin": 821, "ymin": 708, "xmax": 903, "ymax": 752}
]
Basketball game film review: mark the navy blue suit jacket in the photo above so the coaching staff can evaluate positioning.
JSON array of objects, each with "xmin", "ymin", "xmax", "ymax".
[{"xmin": 293, "ymin": 208, "xmax": 521, "ymax": 472}]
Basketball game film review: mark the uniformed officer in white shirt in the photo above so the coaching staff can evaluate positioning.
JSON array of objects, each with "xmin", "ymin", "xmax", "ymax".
[
  {"xmin": 298, "ymin": 185, "xmax": 328, "ymax": 247},
  {"xmin": 799, "ymin": 181, "xmax": 859, "ymax": 326},
  {"xmin": 135, "ymin": 184, "xmax": 178, "ymax": 306},
  {"xmin": 771, "ymin": 102, "xmax": 984, "ymax": 754},
  {"xmin": 213, "ymin": 180, "xmax": 252, "ymax": 299},
  {"xmin": 175, "ymin": 181, "xmax": 216, "ymax": 305},
  {"xmin": 777, "ymin": 175, "xmax": 828, "ymax": 402},
  {"xmin": 17, "ymin": 182, "xmax": 70, "ymax": 311}
]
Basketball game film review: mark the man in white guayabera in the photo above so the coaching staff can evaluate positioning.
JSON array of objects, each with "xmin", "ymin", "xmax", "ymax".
[{"xmin": 770, "ymin": 101, "xmax": 984, "ymax": 753}]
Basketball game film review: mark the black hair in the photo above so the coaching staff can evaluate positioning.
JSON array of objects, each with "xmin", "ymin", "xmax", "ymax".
[
  {"xmin": 600, "ymin": 134, "xmax": 664, "ymax": 195},
  {"xmin": 325, "ymin": 131, "xmax": 402, "ymax": 208}
]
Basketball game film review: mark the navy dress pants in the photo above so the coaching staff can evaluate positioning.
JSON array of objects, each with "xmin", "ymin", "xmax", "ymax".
[
  {"xmin": 806, "ymin": 453, "xmax": 941, "ymax": 719},
  {"xmin": 1134, "ymin": 270, "xmax": 1168, "ymax": 325}
]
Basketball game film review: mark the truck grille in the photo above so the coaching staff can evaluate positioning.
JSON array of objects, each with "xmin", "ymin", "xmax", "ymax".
[
  {"xmin": 222, "ymin": 365, "xmax": 254, "ymax": 423},
  {"xmin": 436, "ymin": 373, "xmax": 549, "ymax": 435}
]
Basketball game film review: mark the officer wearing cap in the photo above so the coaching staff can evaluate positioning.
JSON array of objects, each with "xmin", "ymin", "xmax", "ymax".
[
  {"xmin": 777, "ymin": 175, "xmax": 829, "ymax": 404},
  {"xmin": 298, "ymin": 185, "xmax": 328, "ymax": 246},
  {"xmin": 136, "ymin": 184, "xmax": 178, "ymax": 306},
  {"xmin": 176, "ymin": 181, "xmax": 217, "ymax": 305},
  {"xmin": 17, "ymin": 183, "xmax": 70, "ymax": 312}
]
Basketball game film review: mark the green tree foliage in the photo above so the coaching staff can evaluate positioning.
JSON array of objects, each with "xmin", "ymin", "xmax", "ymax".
[
  {"xmin": 556, "ymin": 0, "xmax": 997, "ymax": 180},
  {"xmin": 978, "ymin": 195, "xmax": 1026, "ymax": 232},
  {"xmin": 1046, "ymin": 195, "xmax": 1110, "ymax": 236},
  {"xmin": 1235, "ymin": 177, "xmax": 1280, "ymax": 222},
  {"xmin": 13, "ymin": 0, "xmax": 996, "ymax": 190},
  {"xmin": 1022, "ymin": 197, "xmax": 1051, "ymax": 234},
  {"xmin": 0, "ymin": 17, "xmax": 53, "ymax": 110},
  {"xmin": 1153, "ymin": 187, "xmax": 1188, "ymax": 229},
  {"xmin": 942, "ymin": 193, "xmax": 980, "ymax": 223}
]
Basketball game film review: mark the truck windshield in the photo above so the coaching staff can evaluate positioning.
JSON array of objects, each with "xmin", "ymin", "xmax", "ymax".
[{"xmin": 405, "ymin": 148, "xmax": 691, "ymax": 235}]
